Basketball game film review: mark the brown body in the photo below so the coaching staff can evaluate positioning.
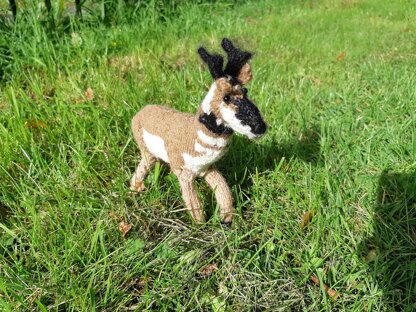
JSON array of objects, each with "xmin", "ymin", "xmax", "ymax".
[
  {"xmin": 130, "ymin": 104, "xmax": 233, "ymax": 223},
  {"xmin": 129, "ymin": 39, "xmax": 266, "ymax": 223},
  {"xmin": 131, "ymin": 105, "xmax": 230, "ymax": 173}
]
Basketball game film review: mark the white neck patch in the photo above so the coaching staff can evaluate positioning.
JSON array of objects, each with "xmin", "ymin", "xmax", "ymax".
[
  {"xmin": 197, "ymin": 130, "xmax": 228, "ymax": 148},
  {"xmin": 201, "ymin": 83, "xmax": 217, "ymax": 114}
]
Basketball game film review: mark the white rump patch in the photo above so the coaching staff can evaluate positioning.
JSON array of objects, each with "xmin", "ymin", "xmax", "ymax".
[
  {"xmin": 197, "ymin": 130, "xmax": 228, "ymax": 148},
  {"xmin": 201, "ymin": 83, "xmax": 217, "ymax": 114},
  {"xmin": 220, "ymin": 104, "xmax": 256, "ymax": 139},
  {"xmin": 142, "ymin": 129, "xmax": 169, "ymax": 163}
]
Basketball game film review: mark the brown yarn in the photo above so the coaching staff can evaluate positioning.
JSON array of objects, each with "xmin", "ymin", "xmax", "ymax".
[
  {"xmin": 129, "ymin": 39, "xmax": 266, "ymax": 223},
  {"xmin": 204, "ymin": 169, "xmax": 234, "ymax": 223}
]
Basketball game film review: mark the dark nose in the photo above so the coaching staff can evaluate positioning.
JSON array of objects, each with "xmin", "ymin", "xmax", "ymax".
[{"xmin": 252, "ymin": 120, "xmax": 267, "ymax": 135}]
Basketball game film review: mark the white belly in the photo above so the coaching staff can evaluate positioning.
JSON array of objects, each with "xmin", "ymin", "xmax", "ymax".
[{"xmin": 142, "ymin": 129, "xmax": 170, "ymax": 163}]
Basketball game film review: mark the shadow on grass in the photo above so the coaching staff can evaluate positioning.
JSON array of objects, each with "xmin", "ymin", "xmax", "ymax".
[
  {"xmin": 209, "ymin": 125, "xmax": 322, "ymax": 221},
  {"xmin": 219, "ymin": 125, "xmax": 322, "ymax": 188},
  {"xmin": 130, "ymin": 124, "xmax": 322, "ymax": 224},
  {"xmin": 359, "ymin": 170, "xmax": 416, "ymax": 310}
]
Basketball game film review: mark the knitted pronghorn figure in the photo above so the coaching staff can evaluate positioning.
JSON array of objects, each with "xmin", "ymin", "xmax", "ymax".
[{"xmin": 130, "ymin": 38, "xmax": 267, "ymax": 223}]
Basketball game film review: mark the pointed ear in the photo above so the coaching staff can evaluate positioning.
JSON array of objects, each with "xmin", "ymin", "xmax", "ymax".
[{"xmin": 237, "ymin": 63, "xmax": 252, "ymax": 85}]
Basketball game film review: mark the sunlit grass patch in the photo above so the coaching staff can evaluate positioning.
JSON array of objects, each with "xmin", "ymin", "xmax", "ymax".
[{"xmin": 1, "ymin": 0, "xmax": 416, "ymax": 310}]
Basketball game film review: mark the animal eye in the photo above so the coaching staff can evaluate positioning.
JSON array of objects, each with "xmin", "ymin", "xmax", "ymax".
[
  {"xmin": 223, "ymin": 95, "xmax": 231, "ymax": 103},
  {"xmin": 242, "ymin": 87, "xmax": 248, "ymax": 95}
]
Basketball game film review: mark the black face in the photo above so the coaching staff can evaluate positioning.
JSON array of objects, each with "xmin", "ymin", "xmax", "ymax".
[
  {"xmin": 234, "ymin": 98, "xmax": 267, "ymax": 136},
  {"xmin": 221, "ymin": 86, "xmax": 267, "ymax": 138},
  {"xmin": 198, "ymin": 38, "xmax": 265, "ymax": 138}
]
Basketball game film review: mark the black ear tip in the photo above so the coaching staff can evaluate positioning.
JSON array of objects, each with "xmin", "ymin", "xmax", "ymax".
[
  {"xmin": 221, "ymin": 38, "xmax": 231, "ymax": 45},
  {"xmin": 197, "ymin": 47, "xmax": 208, "ymax": 56},
  {"xmin": 221, "ymin": 38, "xmax": 234, "ymax": 51},
  {"xmin": 244, "ymin": 51, "xmax": 253, "ymax": 60},
  {"xmin": 198, "ymin": 47, "xmax": 212, "ymax": 63},
  {"xmin": 197, "ymin": 46, "xmax": 225, "ymax": 79}
]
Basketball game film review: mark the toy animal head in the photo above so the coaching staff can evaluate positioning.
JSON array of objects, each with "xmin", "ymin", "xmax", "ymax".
[{"xmin": 198, "ymin": 38, "xmax": 267, "ymax": 139}]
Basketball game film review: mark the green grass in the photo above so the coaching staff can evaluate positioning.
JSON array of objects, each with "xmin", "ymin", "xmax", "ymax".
[{"xmin": 1, "ymin": 0, "xmax": 416, "ymax": 310}]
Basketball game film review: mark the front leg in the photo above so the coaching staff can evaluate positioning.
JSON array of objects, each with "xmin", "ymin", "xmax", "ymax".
[
  {"xmin": 174, "ymin": 170, "xmax": 206, "ymax": 224},
  {"xmin": 204, "ymin": 168, "xmax": 234, "ymax": 223}
]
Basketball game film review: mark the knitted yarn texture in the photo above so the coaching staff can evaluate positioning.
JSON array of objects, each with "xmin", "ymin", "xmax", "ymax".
[{"xmin": 130, "ymin": 38, "xmax": 267, "ymax": 223}]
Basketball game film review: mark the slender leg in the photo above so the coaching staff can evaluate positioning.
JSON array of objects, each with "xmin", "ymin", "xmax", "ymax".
[
  {"xmin": 130, "ymin": 151, "xmax": 155, "ymax": 192},
  {"xmin": 175, "ymin": 170, "xmax": 206, "ymax": 224},
  {"xmin": 204, "ymin": 169, "xmax": 234, "ymax": 223}
]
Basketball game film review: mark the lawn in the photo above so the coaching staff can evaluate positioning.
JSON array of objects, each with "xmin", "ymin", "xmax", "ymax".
[{"xmin": 1, "ymin": 0, "xmax": 416, "ymax": 310}]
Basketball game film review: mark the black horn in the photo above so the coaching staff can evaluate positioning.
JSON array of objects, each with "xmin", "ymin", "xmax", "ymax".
[
  {"xmin": 221, "ymin": 38, "xmax": 252, "ymax": 78},
  {"xmin": 197, "ymin": 47, "xmax": 224, "ymax": 79}
]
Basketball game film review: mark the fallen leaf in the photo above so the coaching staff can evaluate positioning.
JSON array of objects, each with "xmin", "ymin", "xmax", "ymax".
[
  {"xmin": 309, "ymin": 76, "xmax": 322, "ymax": 86},
  {"xmin": 336, "ymin": 51, "xmax": 346, "ymax": 62},
  {"xmin": 24, "ymin": 120, "xmax": 47, "ymax": 129},
  {"xmin": 175, "ymin": 57, "xmax": 186, "ymax": 69},
  {"xmin": 43, "ymin": 88, "xmax": 55, "ymax": 98},
  {"xmin": 124, "ymin": 276, "xmax": 153, "ymax": 294},
  {"xmin": 85, "ymin": 87, "xmax": 94, "ymax": 101},
  {"xmin": 119, "ymin": 221, "xmax": 132, "ymax": 237},
  {"xmin": 137, "ymin": 276, "xmax": 152, "ymax": 286},
  {"xmin": 109, "ymin": 211, "xmax": 123, "ymax": 222},
  {"xmin": 28, "ymin": 90, "xmax": 39, "ymax": 101},
  {"xmin": 300, "ymin": 210, "xmax": 317, "ymax": 229},
  {"xmin": 365, "ymin": 249, "xmax": 377, "ymax": 262},
  {"xmin": 200, "ymin": 263, "xmax": 218, "ymax": 277},
  {"xmin": 310, "ymin": 275, "xmax": 340, "ymax": 301}
]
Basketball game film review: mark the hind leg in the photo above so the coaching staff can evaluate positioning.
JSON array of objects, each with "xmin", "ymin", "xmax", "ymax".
[{"xmin": 130, "ymin": 150, "xmax": 156, "ymax": 192}]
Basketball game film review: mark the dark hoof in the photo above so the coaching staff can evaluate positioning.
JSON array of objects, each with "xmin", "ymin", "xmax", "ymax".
[{"xmin": 221, "ymin": 220, "xmax": 232, "ymax": 227}]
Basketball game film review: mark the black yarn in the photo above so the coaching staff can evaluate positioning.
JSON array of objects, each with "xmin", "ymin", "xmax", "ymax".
[
  {"xmin": 199, "ymin": 113, "xmax": 233, "ymax": 135},
  {"xmin": 197, "ymin": 48, "xmax": 224, "ymax": 80},
  {"xmin": 234, "ymin": 98, "xmax": 267, "ymax": 135},
  {"xmin": 198, "ymin": 38, "xmax": 252, "ymax": 82},
  {"xmin": 221, "ymin": 38, "xmax": 252, "ymax": 78}
]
